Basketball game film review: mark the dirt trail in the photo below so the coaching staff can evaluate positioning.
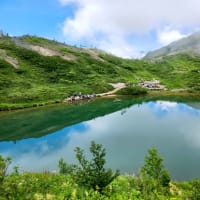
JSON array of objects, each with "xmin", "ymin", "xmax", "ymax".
[
  {"xmin": 98, "ymin": 83, "xmax": 126, "ymax": 97},
  {"xmin": 63, "ymin": 83, "xmax": 127, "ymax": 103}
]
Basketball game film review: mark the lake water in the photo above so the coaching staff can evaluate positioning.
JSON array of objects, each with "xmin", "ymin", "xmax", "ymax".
[{"xmin": 1, "ymin": 97, "xmax": 200, "ymax": 180}]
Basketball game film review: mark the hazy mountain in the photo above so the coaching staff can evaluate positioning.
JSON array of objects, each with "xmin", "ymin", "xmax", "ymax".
[{"xmin": 144, "ymin": 31, "xmax": 200, "ymax": 59}]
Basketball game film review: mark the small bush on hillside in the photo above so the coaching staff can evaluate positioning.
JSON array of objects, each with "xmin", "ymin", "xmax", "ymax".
[{"xmin": 116, "ymin": 86, "xmax": 147, "ymax": 95}]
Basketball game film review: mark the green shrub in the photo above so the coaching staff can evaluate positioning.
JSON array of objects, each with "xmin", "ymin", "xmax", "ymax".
[
  {"xmin": 0, "ymin": 155, "xmax": 11, "ymax": 184},
  {"xmin": 191, "ymin": 180, "xmax": 200, "ymax": 200},
  {"xmin": 58, "ymin": 158, "xmax": 75, "ymax": 175},
  {"xmin": 140, "ymin": 147, "xmax": 171, "ymax": 191},
  {"xmin": 73, "ymin": 141, "xmax": 120, "ymax": 192},
  {"xmin": 116, "ymin": 86, "xmax": 147, "ymax": 95}
]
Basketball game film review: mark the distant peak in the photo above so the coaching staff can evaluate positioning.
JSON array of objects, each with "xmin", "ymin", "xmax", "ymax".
[{"xmin": 144, "ymin": 31, "xmax": 200, "ymax": 60}]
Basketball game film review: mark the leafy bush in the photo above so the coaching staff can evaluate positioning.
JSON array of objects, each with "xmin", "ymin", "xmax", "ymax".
[
  {"xmin": 58, "ymin": 158, "xmax": 75, "ymax": 175},
  {"xmin": 0, "ymin": 155, "xmax": 12, "ymax": 199},
  {"xmin": 191, "ymin": 180, "xmax": 200, "ymax": 200},
  {"xmin": 0, "ymin": 155, "xmax": 11, "ymax": 184},
  {"xmin": 0, "ymin": 145, "xmax": 198, "ymax": 200},
  {"xmin": 116, "ymin": 86, "xmax": 147, "ymax": 95},
  {"xmin": 140, "ymin": 147, "xmax": 171, "ymax": 191},
  {"xmin": 73, "ymin": 141, "xmax": 120, "ymax": 192}
]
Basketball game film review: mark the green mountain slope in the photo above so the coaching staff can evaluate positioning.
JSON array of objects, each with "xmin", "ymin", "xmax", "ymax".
[
  {"xmin": 0, "ymin": 35, "xmax": 200, "ymax": 110},
  {"xmin": 0, "ymin": 35, "xmax": 131, "ymax": 109}
]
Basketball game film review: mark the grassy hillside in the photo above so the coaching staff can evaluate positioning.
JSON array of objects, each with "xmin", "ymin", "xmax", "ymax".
[
  {"xmin": 143, "ymin": 54, "xmax": 200, "ymax": 90},
  {"xmin": 0, "ymin": 35, "xmax": 200, "ymax": 110}
]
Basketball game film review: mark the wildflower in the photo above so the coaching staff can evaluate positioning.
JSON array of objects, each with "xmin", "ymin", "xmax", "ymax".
[
  {"xmin": 85, "ymin": 191, "xmax": 89, "ymax": 197},
  {"xmin": 71, "ymin": 189, "xmax": 76, "ymax": 199},
  {"xmin": 46, "ymin": 194, "xmax": 55, "ymax": 200},
  {"xmin": 34, "ymin": 193, "xmax": 43, "ymax": 200}
]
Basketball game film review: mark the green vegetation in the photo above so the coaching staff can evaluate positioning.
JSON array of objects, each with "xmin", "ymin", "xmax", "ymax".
[
  {"xmin": 0, "ymin": 142, "xmax": 199, "ymax": 199},
  {"xmin": 0, "ymin": 36, "xmax": 121, "ymax": 110},
  {"xmin": 0, "ymin": 155, "xmax": 11, "ymax": 184},
  {"xmin": 58, "ymin": 141, "xmax": 120, "ymax": 193},
  {"xmin": 116, "ymin": 86, "xmax": 147, "ymax": 95},
  {"xmin": 73, "ymin": 141, "xmax": 119, "ymax": 192},
  {"xmin": 140, "ymin": 147, "xmax": 171, "ymax": 198},
  {"xmin": 141, "ymin": 147, "xmax": 170, "ymax": 187},
  {"xmin": 191, "ymin": 180, "xmax": 200, "ymax": 200},
  {"xmin": 0, "ymin": 35, "xmax": 200, "ymax": 110}
]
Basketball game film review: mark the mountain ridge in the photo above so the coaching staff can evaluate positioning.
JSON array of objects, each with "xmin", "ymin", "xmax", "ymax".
[{"xmin": 144, "ymin": 31, "xmax": 200, "ymax": 59}]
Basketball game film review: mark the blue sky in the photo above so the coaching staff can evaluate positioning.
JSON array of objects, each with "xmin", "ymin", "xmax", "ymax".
[
  {"xmin": 0, "ymin": 0, "xmax": 200, "ymax": 58},
  {"xmin": 0, "ymin": 0, "xmax": 73, "ymax": 39}
]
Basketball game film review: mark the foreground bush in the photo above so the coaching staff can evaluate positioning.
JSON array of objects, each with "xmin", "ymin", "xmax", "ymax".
[
  {"xmin": 74, "ymin": 141, "xmax": 120, "ymax": 192},
  {"xmin": 191, "ymin": 179, "xmax": 200, "ymax": 200},
  {"xmin": 59, "ymin": 141, "xmax": 120, "ymax": 193},
  {"xmin": 141, "ymin": 147, "xmax": 171, "ymax": 188},
  {"xmin": 0, "ymin": 155, "xmax": 11, "ymax": 184},
  {"xmin": 0, "ymin": 173, "xmax": 194, "ymax": 200},
  {"xmin": 0, "ymin": 143, "xmax": 197, "ymax": 199}
]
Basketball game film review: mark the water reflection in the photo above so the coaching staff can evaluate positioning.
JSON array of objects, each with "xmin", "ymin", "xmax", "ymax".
[{"xmin": 1, "ymin": 100, "xmax": 200, "ymax": 180}]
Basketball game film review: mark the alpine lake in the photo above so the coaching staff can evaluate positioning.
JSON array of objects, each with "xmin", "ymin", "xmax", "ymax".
[{"xmin": 1, "ymin": 96, "xmax": 200, "ymax": 181}]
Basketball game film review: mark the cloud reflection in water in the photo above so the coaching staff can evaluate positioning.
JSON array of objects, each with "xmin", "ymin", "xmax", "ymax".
[{"xmin": 1, "ymin": 101, "xmax": 200, "ymax": 180}]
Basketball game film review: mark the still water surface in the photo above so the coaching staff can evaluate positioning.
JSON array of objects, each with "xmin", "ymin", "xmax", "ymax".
[{"xmin": 1, "ymin": 98, "xmax": 200, "ymax": 180}]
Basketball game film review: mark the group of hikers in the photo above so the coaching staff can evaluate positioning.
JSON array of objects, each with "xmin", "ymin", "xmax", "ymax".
[{"xmin": 64, "ymin": 93, "xmax": 97, "ymax": 102}]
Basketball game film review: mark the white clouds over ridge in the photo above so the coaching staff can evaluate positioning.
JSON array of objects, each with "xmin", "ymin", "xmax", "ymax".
[
  {"xmin": 158, "ymin": 28, "xmax": 188, "ymax": 46},
  {"xmin": 59, "ymin": 0, "xmax": 200, "ymax": 58}
]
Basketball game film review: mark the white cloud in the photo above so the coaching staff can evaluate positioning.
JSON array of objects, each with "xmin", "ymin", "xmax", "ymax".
[
  {"xmin": 59, "ymin": 0, "xmax": 200, "ymax": 57},
  {"xmin": 97, "ymin": 36, "xmax": 143, "ymax": 58},
  {"xmin": 158, "ymin": 28, "xmax": 187, "ymax": 45},
  {"xmin": 156, "ymin": 101, "xmax": 178, "ymax": 111}
]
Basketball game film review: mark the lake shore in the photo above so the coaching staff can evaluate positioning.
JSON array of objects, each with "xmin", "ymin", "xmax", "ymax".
[{"xmin": 1, "ymin": 89, "xmax": 200, "ymax": 112}]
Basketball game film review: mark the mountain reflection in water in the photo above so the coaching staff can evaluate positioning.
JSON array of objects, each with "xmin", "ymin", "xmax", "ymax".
[{"xmin": 1, "ymin": 98, "xmax": 200, "ymax": 180}]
